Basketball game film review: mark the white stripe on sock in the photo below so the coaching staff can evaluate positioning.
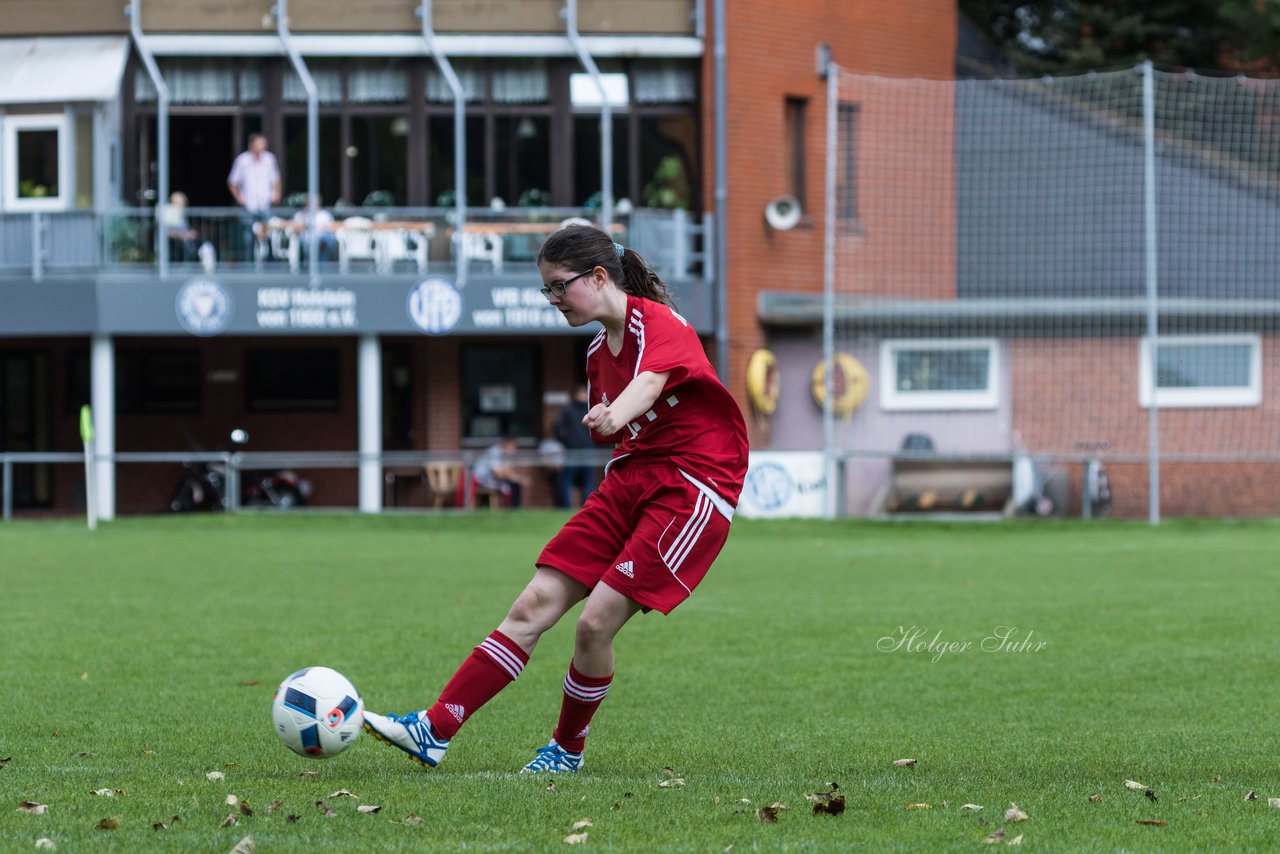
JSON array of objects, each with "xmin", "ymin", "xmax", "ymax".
[
  {"xmin": 478, "ymin": 637, "xmax": 525, "ymax": 681},
  {"xmin": 564, "ymin": 673, "xmax": 611, "ymax": 703}
]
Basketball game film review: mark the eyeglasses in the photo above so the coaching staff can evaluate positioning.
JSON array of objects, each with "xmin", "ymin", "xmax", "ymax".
[{"xmin": 540, "ymin": 269, "xmax": 593, "ymax": 300}]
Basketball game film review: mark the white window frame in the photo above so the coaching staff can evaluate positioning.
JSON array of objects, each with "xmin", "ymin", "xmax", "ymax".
[
  {"xmin": 1139, "ymin": 333, "xmax": 1262, "ymax": 408},
  {"xmin": 2, "ymin": 113, "xmax": 70, "ymax": 212},
  {"xmin": 879, "ymin": 338, "xmax": 1000, "ymax": 411}
]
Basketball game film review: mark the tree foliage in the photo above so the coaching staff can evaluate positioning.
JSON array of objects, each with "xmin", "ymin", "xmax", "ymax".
[{"xmin": 960, "ymin": 1, "xmax": 1280, "ymax": 73}]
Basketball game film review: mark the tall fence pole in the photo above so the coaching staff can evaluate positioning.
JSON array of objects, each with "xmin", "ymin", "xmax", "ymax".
[
  {"xmin": 1141, "ymin": 60, "xmax": 1161, "ymax": 525},
  {"xmin": 822, "ymin": 61, "xmax": 838, "ymax": 519}
]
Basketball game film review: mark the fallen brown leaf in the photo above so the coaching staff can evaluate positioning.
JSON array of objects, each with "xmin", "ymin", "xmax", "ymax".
[
  {"xmin": 1088, "ymin": 794, "xmax": 1103, "ymax": 803},
  {"xmin": 206, "ymin": 771, "xmax": 225, "ymax": 781},
  {"xmin": 812, "ymin": 795, "xmax": 846, "ymax": 816},
  {"xmin": 564, "ymin": 832, "xmax": 589, "ymax": 844},
  {"xmin": 229, "ymin": 835, "xmax": 256, "ymax": 854},
  {"xmin": 661, "ymin": 766, "xmax": 676, "ymax": 777},
  {"xmin": 610, "ymin": 802, "xmax": 621, "ymax": 811},
  {"xmin": 73, "ymin": 751, "xmax": 95, "ymax": 758},
  {"xmin": 0, "ymin": 757, "xmax": 10, "ymax": 769},
  {"xmin": 1245, "ymin": 790, "xmax": 1257, "ymax": 801},
  {"xmin": 1008, "ymin": 833, "xmax": 1023, "ymax": 846},
  {"xmin": 571, "ymin": 819, "xmax": 593, "ymax": 831},
  {"xmin": 398, "ymin": 814, "xmax": 423, "ymax": 826},
  {"xmin": 98, "ymin": 816, "xmax": 120, "ymax": 831},
  {"xmin": 546, "ymin": 781, "xmax": 559, "ymax": 794},
  {"xmin": 1145, "ymin": 788, "xmax": 1158, "ymax": 803},
  {"xmin": 1124, "ymin": 779, "xmax": 1146, "ymax": 790},
  {"xmin": 1269, "ymin": 798, "xmax": 1280, "ymax": 809},
  {"xmin": 315, "ymin": 799, "xmax": 336, "ymax": 817},
  {"xmin": 658, "ymin": 777, "xmax": 685, "ymax": 788},
  {"xmin": 140, "ymin": 749, "xmax": 157, "ymax": 756},
  {"xmin": 267, "ymin": 799, "xmax": 284, "ymax": 814},
  {"xmin": 239, "ymin": 800, "xmax": 254, "ymax": 817},
  {"xmin": 982, "ymin": 827, "xmax": 1005, "ymax": 844},
  {"xmin": 299, "ymin": 770, "xmax": 320, "ymax": 779},
  {"xmin": 1004, "ymin": 804, "xmax": 1028, "ymax": 823},
  {"xmin": 225, "ymin": 795, "xmax": 239, "ymax": 807},
  {"xmin": 219, "ymin": 813, "xmax": 238, "ymax": 828},
  {"xmin": 757, "ymin": 805, "xmax": 781, "ymax": 823},
  {"xmin": 240, "ymin": 680, "xmax": 262, "ymax": 687},
  {"xmin": 1135, "ymin": 819, "xmax": 1166, "ymax": 827},
  {"xmin": 357, "ymin": 805, "xmax": 382, "ymax": 814},
  {"xmin": 327, "ymin": 789, "xmax": 357, "ymax": 799},
  {"xmin": 893, "ymin": 758, "xmax": 918, "ymax": 767},
  {"xmin": 17, "ymin": 801, "xmax": 49, "ymax": 815},
  {"xmin": 92, "ymin": 789, "xmax": 125, "ymax": 798},
  {"xmin": 35, "ymin": 839, "xmax": 55, "ymax": 849},
  {"xmin": 961, "ymin": 803, "xmax": 983, "ymax": 811},
  {"xmin": 285, "ymin": 814, "xmax": 300, "ymax": 824},
  {"xmin": 153, "ymin": 822, "xmax": 168, "ymax": 831}
]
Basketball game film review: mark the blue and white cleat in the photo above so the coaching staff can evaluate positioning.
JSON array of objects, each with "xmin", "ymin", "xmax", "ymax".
[
  {"xmin": 520, "ymin": 739, "xmax": 584, "ymax": 773},
  {"xmin": 362, "ymin": 710, "xmax": 449, "ymax": 768}
]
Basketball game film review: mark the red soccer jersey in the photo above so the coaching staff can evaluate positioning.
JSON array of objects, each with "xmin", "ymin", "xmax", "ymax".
[{"xmin": 585, "ymin": 295, "xmax": 749, "ymax": 506}]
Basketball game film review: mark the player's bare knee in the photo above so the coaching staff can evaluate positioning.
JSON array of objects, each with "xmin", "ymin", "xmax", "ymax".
[
  {"xmin": 505, "ymin": 586, "xmax": 548, "ymax": 630},
  {"xmin": 574, "ymin": 611, "xmax": 613, "ymax": 651}
]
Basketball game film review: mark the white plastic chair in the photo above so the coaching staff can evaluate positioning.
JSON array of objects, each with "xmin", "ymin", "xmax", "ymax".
[
  {"xmin": 336, "ymin": 217, "xmax": 375, "ymax": 273},
  {"xmin": 461, "ymin": 231, "xmax": 504, "ymax": 273},
  {"xmin": 372, "ymin": 228, "xmax": 429, "ymax": 274}
]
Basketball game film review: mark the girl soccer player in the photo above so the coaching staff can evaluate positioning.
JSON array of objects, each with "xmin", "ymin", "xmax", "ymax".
[{"xmin": 363, "ymin": 224, "xmax": 749, "ymax": 772}]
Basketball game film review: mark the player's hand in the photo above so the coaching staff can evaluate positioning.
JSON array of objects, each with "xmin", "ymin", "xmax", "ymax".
[{"xmin": 583, "ymin": 402, "xmax": 625, "ymax": 437}]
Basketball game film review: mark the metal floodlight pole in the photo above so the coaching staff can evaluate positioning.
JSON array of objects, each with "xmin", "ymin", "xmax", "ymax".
[
  {"xmin": 822, "ymin": 61, "xmax": 838, "ymax": 519},
  {"xmin": 1141, "ymin": 60, "xmax": 1161, "ymax": 525},
  {"xmin": 127, "ymin": 0, "xmax": 170, "ymax": 279},
  {"xmin": 274, "ymin": 0, "xmax": 319, "ymax": 280},
  {"xmin": 565, "ymin": 0, "xmax": 612, "ymax": 227},
  {"xmin": 420, "ymin": 0, "xmax": 467, "ymax": 287}
]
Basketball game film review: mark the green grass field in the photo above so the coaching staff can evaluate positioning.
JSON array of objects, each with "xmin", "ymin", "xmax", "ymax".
[{"xmin": 2, "ymin": 513, "xmax": 1279, "ymax": 852}]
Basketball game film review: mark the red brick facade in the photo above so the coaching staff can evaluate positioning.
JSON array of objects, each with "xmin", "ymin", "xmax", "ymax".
[{"xmin": 708, "ymin": 0, "xmax": 958, "ymax": 449}]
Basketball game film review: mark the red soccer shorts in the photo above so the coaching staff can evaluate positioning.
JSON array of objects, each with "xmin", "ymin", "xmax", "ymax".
[{"xmin": 537, "ymin": 459, "xmax": 734, "ymax": 615}]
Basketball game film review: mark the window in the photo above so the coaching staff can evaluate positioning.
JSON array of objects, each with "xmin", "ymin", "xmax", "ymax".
[
  {"xmin": 880, "ymin": 339, "xmax": 1000, "ymax": 411},
  {"xmin": 246, "ymin": 347, "xmax": 340, "ymax": 411},
  {"xmin": 116, "ymin": 349, "xmax": 201, "ymax": 414},
  {"xmin": 1140, "ymin": 334, "xmax": 1261, "ymax": 408},
  {"xmin": 784, "ymin": 97, "xmax": 807, "ymax": 208},
  {"xmin": 461, "ymin": 345, "xmax": 539, "ymax": 443},
  {"xmin": 837, "ymin": 102, "xmax": 859, "ymax": 221},
  {"xmin": 3, "ymin": 114, "xmax": 69, "ymax": 211}
]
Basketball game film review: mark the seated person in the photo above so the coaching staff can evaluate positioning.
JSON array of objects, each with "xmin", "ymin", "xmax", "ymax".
[
  {"xmin": 472, "ymin": 436, "xmax": 531, "ymax": 508},
  {"xmin": 163, "ymin": 192, "xmax": 200, "ymax": 262},
  {"xmin": 292, "ymin": 194, "xmax": 339, "ymax": 262}
]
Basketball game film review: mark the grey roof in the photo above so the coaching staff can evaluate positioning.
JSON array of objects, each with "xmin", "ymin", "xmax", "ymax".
[{"xmin": 956, "ymin": 76, "xmax": 1280, "ymax": 301}]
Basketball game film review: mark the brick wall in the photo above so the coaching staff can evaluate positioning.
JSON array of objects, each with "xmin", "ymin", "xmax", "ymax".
[
  {"xmin": 706, "ymin": 0, "xmax": 957, "ymax": 448},
  {"xmin": 1011, "ymin": 335, "xmax": 1280, "ymax": 517}
]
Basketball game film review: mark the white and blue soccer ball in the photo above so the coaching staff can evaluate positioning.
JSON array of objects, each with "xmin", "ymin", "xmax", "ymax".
[{"xmin": 271, "ymin": 666, "xmax": 364, "ymax": 758}]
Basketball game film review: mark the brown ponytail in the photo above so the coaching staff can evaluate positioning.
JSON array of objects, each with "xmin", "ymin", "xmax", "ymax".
[{"xmin": 538, "ymin": 223, "xmax": 676, "ymax": 308}]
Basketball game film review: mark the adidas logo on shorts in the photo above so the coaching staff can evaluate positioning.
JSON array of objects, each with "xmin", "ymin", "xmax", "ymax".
[{"xmin": 614, "ymin": 561, "xmax": 634, "ymax": 578}]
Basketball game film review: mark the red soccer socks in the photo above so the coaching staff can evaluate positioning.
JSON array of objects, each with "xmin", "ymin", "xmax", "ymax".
[
  {"xmin": 552, "ymin": 660, "xmax": 613, "ymax": 753},
  {"xmin": 425, "ymin": 630, "xmax": 529, "ymax": 739}
]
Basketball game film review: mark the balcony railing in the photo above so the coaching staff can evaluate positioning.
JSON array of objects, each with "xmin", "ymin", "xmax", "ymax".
[{"xmin": 0, "ymin": 207, "xmax": 713, "ymax": 283}]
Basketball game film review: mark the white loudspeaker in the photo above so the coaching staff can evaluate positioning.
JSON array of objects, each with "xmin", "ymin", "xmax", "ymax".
[{"xmin": 764, "ymin": 195, "xmax": 802, "ymax": 230}]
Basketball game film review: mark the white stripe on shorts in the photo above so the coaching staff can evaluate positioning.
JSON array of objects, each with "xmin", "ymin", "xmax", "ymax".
[{"xmin": 662, "ymin": 493, "xmax": 714, "ymax": 573}]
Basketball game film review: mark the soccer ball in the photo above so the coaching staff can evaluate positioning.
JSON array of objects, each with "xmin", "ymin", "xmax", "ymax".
[{"xmin": 271, "ymin": 667, "xmax": 364, "ymax": 758}]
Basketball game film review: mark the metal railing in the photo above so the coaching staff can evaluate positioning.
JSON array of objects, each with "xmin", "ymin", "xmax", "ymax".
[
  {"xmin": 1, "ymin": 206, "xmax": 712, "ymax": 282},
  {"xmin": 0, "ymin": 448, "xmax": 614, "ymax": 520}
]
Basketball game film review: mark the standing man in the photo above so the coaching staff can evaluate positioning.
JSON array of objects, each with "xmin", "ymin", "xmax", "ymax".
[
  {"xmin": 554, "ymin": 384, "xmax": 596, "ymax": 507},
  {"xmin": 227, "ymin": 133, "xmax": 281, "ymax": 262}
]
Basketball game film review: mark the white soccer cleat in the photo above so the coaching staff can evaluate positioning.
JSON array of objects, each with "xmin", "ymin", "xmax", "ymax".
[
  {"xmin": 520, "ymin": 739, "xmax": 584, "ymax": 773},
  {"xmin": 362, "ymin": 710, "xmax": 449, "ymax": 768}
]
